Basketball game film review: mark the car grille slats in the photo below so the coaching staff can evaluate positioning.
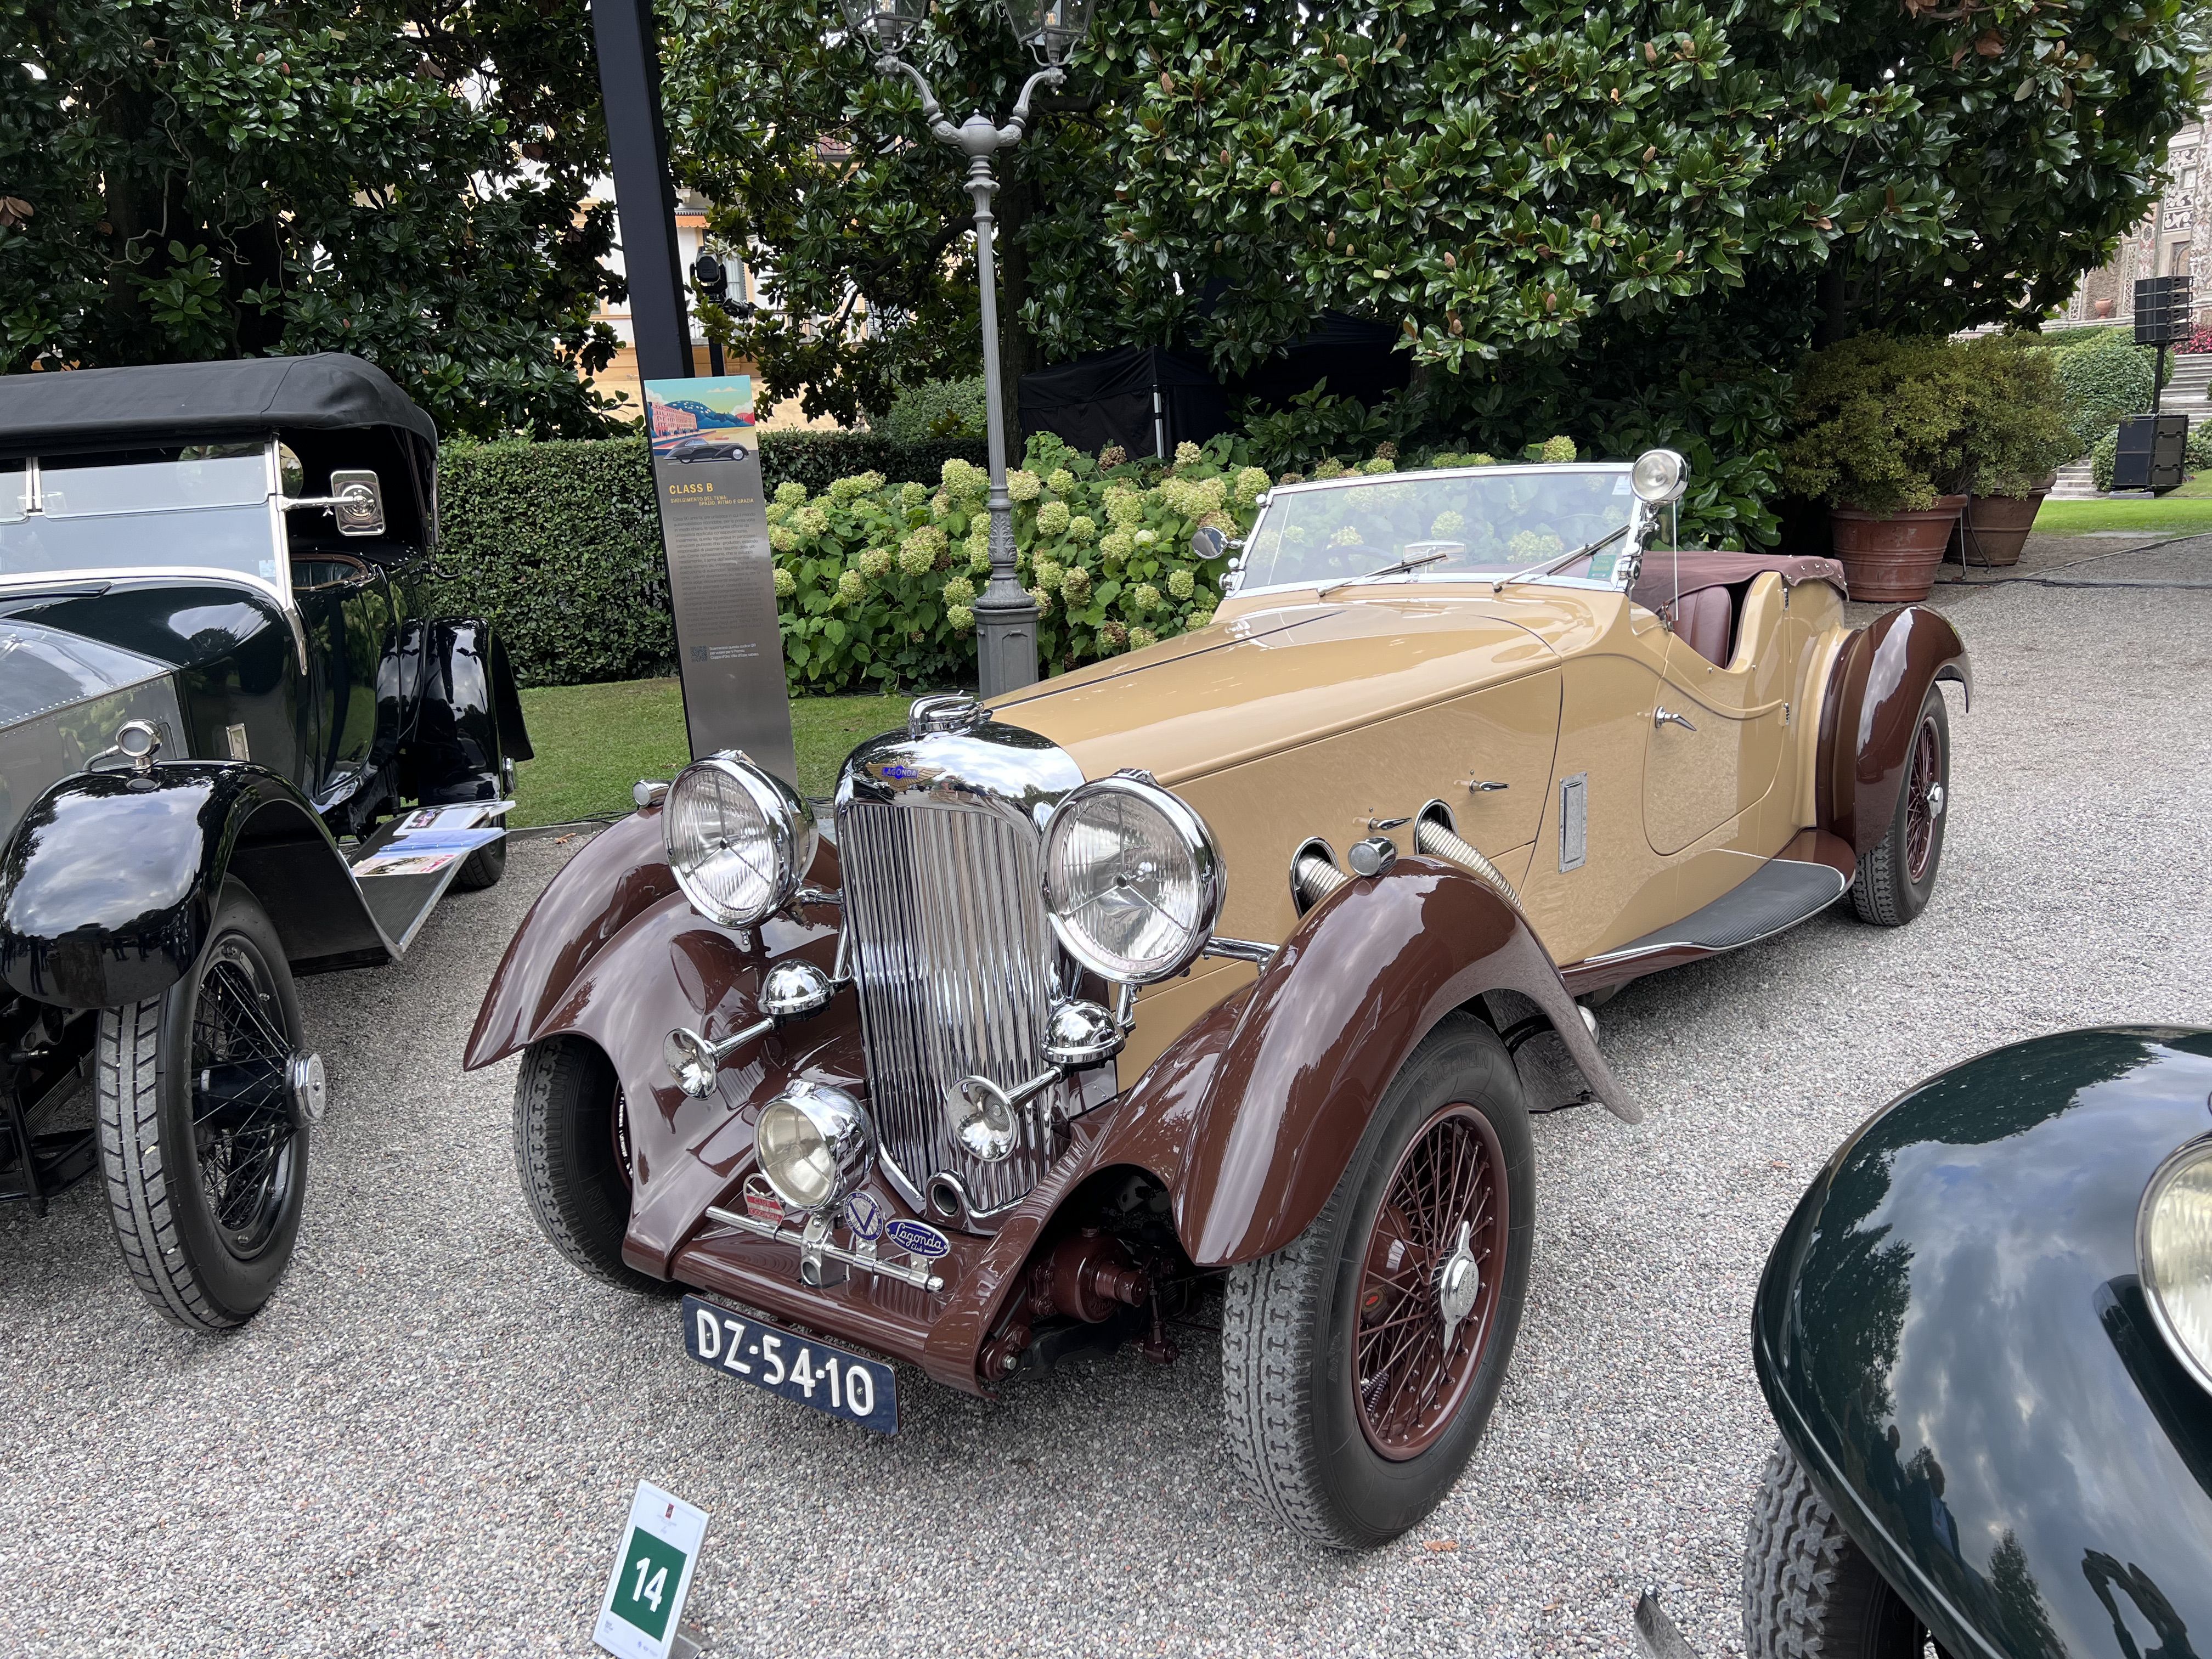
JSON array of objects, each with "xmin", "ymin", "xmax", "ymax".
[{"xmin": 838, "ymin": 798, "xmax": 1073, "ymax": 1222}]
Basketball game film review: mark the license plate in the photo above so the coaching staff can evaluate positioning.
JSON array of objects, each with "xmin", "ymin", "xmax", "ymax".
[{"xmin": 680, "ymin": 1295, "xmax": 898, "ymax": 1434}]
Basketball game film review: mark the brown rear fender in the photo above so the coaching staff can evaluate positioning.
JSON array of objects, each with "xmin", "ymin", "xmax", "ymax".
[
  {"xmin": 1818, "ymin": 607, "xmax": 1971, "ymax": 855},
  {"xmin": 1091, "ymin": 855, "xmax": 1640, "ymax": 1268}
]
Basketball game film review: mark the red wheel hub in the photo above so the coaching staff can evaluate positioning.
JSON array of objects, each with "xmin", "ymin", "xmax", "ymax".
[
  {"xmin": 1904, "ymin": 713, "xmax": 1943, "ymax": 883},
  {"xmin": 1351, "ymin": 1103, "xmax": 1508, "ymax": 1460}
]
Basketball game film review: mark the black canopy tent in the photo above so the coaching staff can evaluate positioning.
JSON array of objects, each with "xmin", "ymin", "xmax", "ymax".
[
  {"xmin": 1020, "ymin": 347, "xmax": 1231, "ymax": 459},
  {"xmin": 0, "ymin": 354, "xmax": 441, "ymax": 545},
  {"xmin": 1019, "ymin": 311, "xmax": 1410, "ymax": 460}
]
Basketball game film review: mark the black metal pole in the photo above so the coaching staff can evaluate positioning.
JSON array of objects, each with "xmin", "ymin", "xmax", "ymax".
[
  {"xmin": 591, "ymin": 0, "xmax": 692, "ymax": 381},
  {"xmin": 2155, "ymin": 341, "xmax": 2166, "ymax": 416}
]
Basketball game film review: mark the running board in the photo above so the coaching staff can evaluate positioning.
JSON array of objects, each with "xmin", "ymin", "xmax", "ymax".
[
  {"xmin": 345, "ymin": 801, "xmax": 510, "ymax": 957},
  {"xmin": 1561, "ymin": 831, "xmax": 1854, "ymax": 996}
]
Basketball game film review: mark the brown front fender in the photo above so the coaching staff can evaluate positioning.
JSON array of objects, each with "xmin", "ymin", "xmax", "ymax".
[
  {"xmin": 464, "ymin": 809, "xmax": 681, "ymax": 1070},
  {"xmin": 1819, "ymin": 606, "xmax": 1972, "ymax": 856},
  {"xmin": 1091, "ymin": 856, "xmax": 1640, "ymax": 1268}
]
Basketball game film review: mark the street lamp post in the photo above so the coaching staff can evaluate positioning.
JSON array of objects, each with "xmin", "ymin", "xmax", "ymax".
[{"xmin": 835, "ymin": 0, "xmax": 1094, "ymax": 697}]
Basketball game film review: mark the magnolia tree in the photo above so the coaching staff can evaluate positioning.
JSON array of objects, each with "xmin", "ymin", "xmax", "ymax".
[
  {"xmin": 0, "ymin": 0, "xmax": 624, "ymax": 438},
  {"xmin": 672, "ymin": 0, "xmax": 2202, "ymax": 540}
]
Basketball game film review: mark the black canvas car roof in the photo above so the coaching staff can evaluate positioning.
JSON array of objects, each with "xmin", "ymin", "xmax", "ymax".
[{"xmin": 0, "ymin": 353, "xmax": 437, "ymax": 454}]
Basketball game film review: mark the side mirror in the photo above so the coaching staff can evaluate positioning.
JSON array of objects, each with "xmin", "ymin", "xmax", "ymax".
[
  {"xmin": 1191, "ymin": 526, "xmax": 1228, "ymax": 560},
  {"xmin": 329, "ymin": 470, "xmax": 386, "ymax": 537}
]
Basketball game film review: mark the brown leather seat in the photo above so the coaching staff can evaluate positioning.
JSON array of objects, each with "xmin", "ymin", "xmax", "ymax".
[{"xmin": 1672, "ymin": 585, "xmax": 1733, "ymax": 667}]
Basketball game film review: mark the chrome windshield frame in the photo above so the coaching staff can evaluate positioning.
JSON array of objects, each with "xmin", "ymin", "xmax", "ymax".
[
  {"xmin": 1228, "ymin": 462, "xmax": 1660, "ymax": 601},
  {"xmin": 0, "ymin": 438, "xmax": 306, "ymax": 665}
]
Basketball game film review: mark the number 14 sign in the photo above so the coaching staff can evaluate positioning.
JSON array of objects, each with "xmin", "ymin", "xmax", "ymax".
[{"xmin": 595, "ymin": 1482, "xmax": 709, "ymax": 1659}]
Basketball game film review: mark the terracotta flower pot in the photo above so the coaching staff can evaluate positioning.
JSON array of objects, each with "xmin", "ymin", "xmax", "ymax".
[
  {"xmin": 2095, "ymin": 298, "xmax": 2117, "ymax": 318},
  {"xmin": 1828, "ymin": 496, "xmax": 1965, "ymax": 602},
  {"xmin": 1956, "ymin": 488, "xmax": 2049, "ymax": 568}
]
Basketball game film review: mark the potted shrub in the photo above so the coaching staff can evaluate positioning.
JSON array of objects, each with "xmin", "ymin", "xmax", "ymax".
[
  {"xmin": 1954, "ymin": 335, "xmax": 2076, "ymax": 567},
  {"xmin": 1780, "ymin": 335, "xmax": 1973, "ymax": 602}
]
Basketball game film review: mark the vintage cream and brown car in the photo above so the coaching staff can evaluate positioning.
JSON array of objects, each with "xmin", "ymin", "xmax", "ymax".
[{"xmin": 465, "ymin": 450, "xmax": 1969, "ymax": 1548}]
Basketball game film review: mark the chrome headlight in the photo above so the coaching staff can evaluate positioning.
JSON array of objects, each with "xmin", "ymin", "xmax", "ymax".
[
  {"xmin": 1042, "ymin": 775, "xmax": 1223, "ymax": 985},
  {"xmin": 755, "ymin": 1080, "xmax": 875, "ymax": 1213},
  {"xmin": 2140, "ymin": 1138, "xmax": 2212, "ymax": 1392},
  {"xmin": 663, "ymin": 752, "xmax": 816, "ymax": 926}
]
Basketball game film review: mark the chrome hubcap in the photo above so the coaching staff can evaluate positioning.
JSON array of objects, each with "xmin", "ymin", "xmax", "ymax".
[{"xmin": 1435, "ymin": 1219, "xmax": 1481, "ymax": 1350}]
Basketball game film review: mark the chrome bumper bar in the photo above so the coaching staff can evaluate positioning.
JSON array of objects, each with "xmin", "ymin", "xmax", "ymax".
[{"xmin": 703, "ymin": 1204, "xmax": 946, "ymax": 1293}]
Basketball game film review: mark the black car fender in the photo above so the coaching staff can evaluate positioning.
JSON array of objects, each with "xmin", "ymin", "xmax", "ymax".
[
  {"xmin": 410, "ymin": 618, "xmax": 533, "ymax": 805},
  {"xmin": 1754, "ymin": 1028, "xmax": 2212, "ymax": 1659},
  {"xmin": 0, "ymin": 764, "xmax": 390, "ymax": 1008}
]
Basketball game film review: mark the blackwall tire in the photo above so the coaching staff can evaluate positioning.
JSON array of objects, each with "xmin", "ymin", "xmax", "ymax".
[
  {"xmin": 452, "ymin": 835, "xmax": 508, "ymax": 892},
  {"xmin": 1850, "ymin": 686, "xmax": 1949, "ymax": 927},
  {"xmin": 1220, "ymin": 1012, "xmax": 1533, "ymax": 1549},
  {"xmin": 98, "ymin": 881, "xmax": 309, "ymax": 1330},
  {"xmin": 1743, "ymin": 1440, "xmax": 1928, "ymax": 1659},
  {"xmin": 513, "ymin": 1037, "xmax": 665, "ymax": 1293}
]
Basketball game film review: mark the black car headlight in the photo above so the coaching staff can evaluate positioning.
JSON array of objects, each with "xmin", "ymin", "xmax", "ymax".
[
  {"xmin": 662, "ymin": 752, "xmax": 816, "ymax": 927},
  {"xmin": 2139, "ymin": 1137, "xmax": 2212, "ymax": 1392},
  {"xmin": 1042, "ymin": 775, "xmax": 1224, "ymax": 985}
]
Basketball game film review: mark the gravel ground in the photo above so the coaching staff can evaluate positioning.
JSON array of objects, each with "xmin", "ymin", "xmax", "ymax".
[{"xmin": 5, "ymin": 544, "xmax": 2210, "ymax": 1659}]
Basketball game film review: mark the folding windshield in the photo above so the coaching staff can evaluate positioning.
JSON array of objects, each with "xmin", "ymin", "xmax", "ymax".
[
  {"xmin": 0, "ymin": 444, "xmax": 281, "ymax": 586},
  {"xmin": 1237, "ymin": 465, "xmax": 1640, "ymax": 594}
]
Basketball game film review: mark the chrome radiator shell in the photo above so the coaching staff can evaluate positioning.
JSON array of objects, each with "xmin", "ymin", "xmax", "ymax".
[{"xmin": 833, "ymin": 714, "xmax": 1088, "ymax": 1229}]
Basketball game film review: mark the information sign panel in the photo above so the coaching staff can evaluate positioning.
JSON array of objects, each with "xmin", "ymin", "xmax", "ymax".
[
  {"xmin": 642, "ymin": 374, "xmax": 797, "ymax": 784},
  {"xmin": 594, "ymin": 1481, "xmax": 709, "ymax": 1659}
]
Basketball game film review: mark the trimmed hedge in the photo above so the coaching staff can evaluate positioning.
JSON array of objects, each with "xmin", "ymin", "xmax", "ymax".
[
  {"xmin": 2049, "ymin": 329, "xmax": 2159, "ymax": 452},
  {"xmin": 879, "ymin": 377, "xmax": 989, "ymax": 444},
  {"xmin": 439, "ymin": 437, "xmax": 673, "ymax": 686}
]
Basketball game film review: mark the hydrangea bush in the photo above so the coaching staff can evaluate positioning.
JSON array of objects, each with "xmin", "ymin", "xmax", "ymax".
[{"xmin": 768, "ymin": 433, "xmax": 1272, "ymax": 693}]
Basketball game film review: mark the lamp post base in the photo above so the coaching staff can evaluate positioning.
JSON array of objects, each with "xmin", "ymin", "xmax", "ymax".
[{"xmin": 974, "ymin": 596, "xmax": 1042, "ymax": 698}]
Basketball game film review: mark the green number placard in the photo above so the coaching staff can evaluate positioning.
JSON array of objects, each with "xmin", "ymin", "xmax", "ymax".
[{"xmin": 594, "ymin": 1483, "xmax": 709, "ymax": 1659}]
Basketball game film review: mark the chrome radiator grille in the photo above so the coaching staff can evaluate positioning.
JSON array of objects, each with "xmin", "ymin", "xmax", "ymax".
[{"xmin": 837, "ymin": 798, "xmax": 1077, "ymax": 1223}]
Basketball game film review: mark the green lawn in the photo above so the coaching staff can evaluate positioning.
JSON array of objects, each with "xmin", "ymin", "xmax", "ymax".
[
  {"xmin": 512, "ymin": 679, "xmax": 911, "ymax": 827},
  {"xmin": 2033, "ymin": 494, "xmax": 2212, "ymax": 535}
]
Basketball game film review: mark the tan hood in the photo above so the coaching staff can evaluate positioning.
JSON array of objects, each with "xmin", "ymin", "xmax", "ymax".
[{"xmin": 989, "ymin": 596, "xmax": 1560, "ymax": 786}]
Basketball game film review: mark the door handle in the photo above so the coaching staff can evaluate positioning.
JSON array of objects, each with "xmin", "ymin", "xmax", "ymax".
[
  {"xmin": 1654, "ymin": 706, "xmax": 1697, "ymax": 732},
  {"xmin": 1463, "ymin": 779, "xmax": 1510, "ymax": 793}
]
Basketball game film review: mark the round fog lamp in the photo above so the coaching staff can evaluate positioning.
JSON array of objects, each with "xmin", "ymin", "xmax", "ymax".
[
  {"xmin": 2140, "ymin": 1138, "xmax": 2212, "ymax": 1392},
  {"xmin": 663, "ymin": 753, "xmax": 816, "ymax": 926},
  {"xmin": 755, "ymin": 1080, "xmax": 875, "ymax": 1213},
  {"xmin": 1043, "ymin": 776, "xmax": 1224, "ymax": 985}
]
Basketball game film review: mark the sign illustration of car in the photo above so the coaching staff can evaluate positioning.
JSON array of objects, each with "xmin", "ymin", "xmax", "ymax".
[
  {"xmin": 1744, "ymin": 1026, "xmax": 2211, "ymax": 1659},
  {"xmin": 469, "ymin": 448, "xmax": 1968, "ymax": 1547},
  {"xmin": 664, "ymin": 436, "xmax": 749, "ymax": 463},
  {"xmin": 0, "ymin": 354, "xmax": 531, "ymax": 1330}
]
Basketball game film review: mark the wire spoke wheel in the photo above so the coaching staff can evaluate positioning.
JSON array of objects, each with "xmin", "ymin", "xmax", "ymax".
[
  {"xmin": 1903, "ymin": 713, "xmax": 1943, "ymax": 884},
  {"xmin": 188, "ymin": 938, "xmax": 299, "ymax": 1259},
  {"xmin": 1351, "ymin": 1102, "xmax": 1509, "ymax": 1460}
]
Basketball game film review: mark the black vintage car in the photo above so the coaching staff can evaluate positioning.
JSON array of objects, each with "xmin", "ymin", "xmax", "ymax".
[
  {"xmin": 0, "ymin": 354, "xmax": 529, "ymax": 1329},
  {"xmin": 1743, "ymin": 1027, "xmax": 2212, "ymax": 1659}
]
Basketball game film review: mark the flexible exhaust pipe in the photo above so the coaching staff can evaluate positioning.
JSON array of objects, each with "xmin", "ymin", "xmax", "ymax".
[
  {"xmin": 1414, "ymin": 810, "xmax": 1524, "ymax": 913},
  {"xmin": 1293, "ymin": 849, "xmax": 1349, "ymax": 912}
]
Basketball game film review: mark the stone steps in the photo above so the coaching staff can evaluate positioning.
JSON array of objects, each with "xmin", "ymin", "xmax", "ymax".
[{"xmin": 2047, "ymin": 458, "xmax": 2101, "ymax": 500}]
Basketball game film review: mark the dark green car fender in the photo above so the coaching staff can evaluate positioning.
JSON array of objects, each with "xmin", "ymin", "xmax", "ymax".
[{"xmin": 1754, "ymin": 1027, "xmax": 2212, "ymax": 1659}]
